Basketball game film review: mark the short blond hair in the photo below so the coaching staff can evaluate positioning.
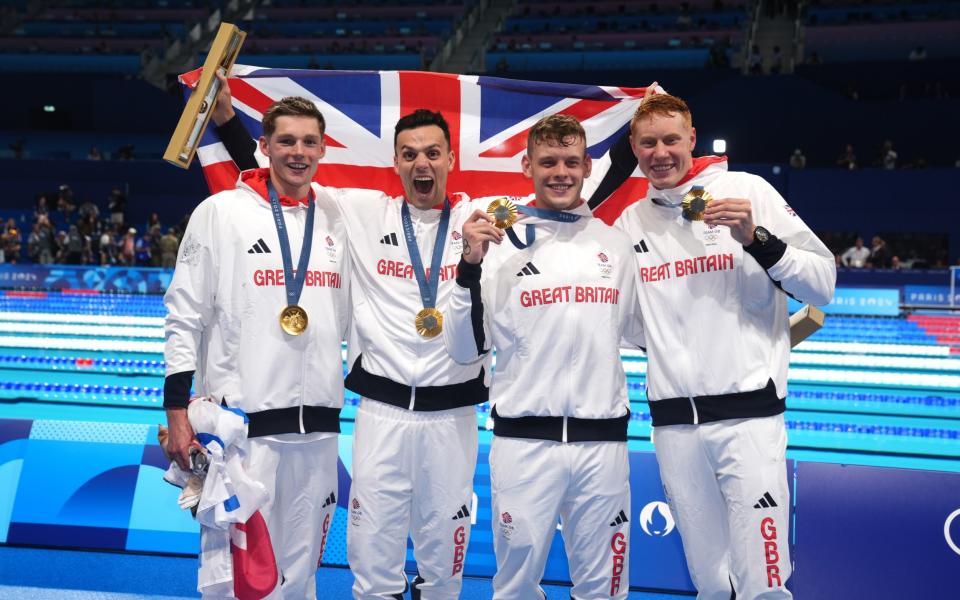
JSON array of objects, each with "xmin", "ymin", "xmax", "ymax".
[{"xmin": 527, "ymin": 114, "xmax": 587, "ymax": 155}]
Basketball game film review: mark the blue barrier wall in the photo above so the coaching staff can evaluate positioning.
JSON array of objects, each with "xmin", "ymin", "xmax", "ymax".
[
  {"xmin": 0, "ymin": 54, "xmax": 143, "ymax": 75},
  {"xmin": 0, "ymin": 265, "xmax": 171, "ymax": 294},
  {"xmin": 792, "ymin": 462, "xmax": 960, "ymax": 599},
  {"xmin": 0, "ymin": 74, "xmax": 184, "ymax": 134},
  {"xmin": 0, "ymin": 158, "xmax": 209, "ymax": 229},
  {"xmin": 2, "ymin": 418, "xmax": 958, "ymax": 597}
]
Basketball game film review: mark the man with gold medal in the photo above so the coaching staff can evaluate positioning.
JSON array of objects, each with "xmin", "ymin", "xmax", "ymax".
[
  {"xmin": 164, "ymin": 97, "xmax": 350, "ymax": 598},
  {"xmin": 444, "ymin": 115, "xmax": 646, "ymax": 599},
  {"xmin": 614, "ymin": 94, "xmax": 835, "ymax": 599},
  {"xmin": 332, "ymin": 111, "xmax": 488, "ymax": 599}
]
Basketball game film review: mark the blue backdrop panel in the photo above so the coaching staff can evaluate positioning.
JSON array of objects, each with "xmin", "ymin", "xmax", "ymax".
[
  {"xmin": 627, "ymin": 451, "xmax": 695, "ymax": 592},
  {"xmin": 0, "ymin": 419, "xmax": 32, "ymax": 544},
  {"xmin": 787, "ymin": 287, "xmax": 900, "ymax": 316},
  {"xmin": 793, "ymin": 462, "xmax": 960, "ymax": 599},
  {"xmin": 904, "ymin": 285, "xmax": 960, "ymax": 306},
  {"xmin": 2, "ymin": 415, "xmax": 959, "ymax": 594},
  {"xmin": 0, "ymin": 265, "xmax": 171, "ymax": 294}
]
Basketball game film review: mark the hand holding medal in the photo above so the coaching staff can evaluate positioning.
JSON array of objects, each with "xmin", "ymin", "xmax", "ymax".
[
  {"xmin": 484, "ymin": 196, "xmax": 581, "ymax": 250},
  {"xmin": 462, "ymin": 208, "xmax": 503, "ymax": 265},
  {"xmin": 703, "ymin": 197, "xmax": 755, "ymax": 245}
]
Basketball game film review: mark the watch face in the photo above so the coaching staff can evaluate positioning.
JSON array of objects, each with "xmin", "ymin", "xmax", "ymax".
[{"xmin": 755, "ymin": 227, "xmax": 770, "ymax": 243}]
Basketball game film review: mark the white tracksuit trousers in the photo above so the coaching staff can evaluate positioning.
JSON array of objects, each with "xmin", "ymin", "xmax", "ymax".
[
  {"xmin": 235, "ymin": 436, "xmax": 340, "ymax": 600},
  {"xmin": 654, "ymin": 414, "xmax": 793, "ymax": 600},
  {"xmin": 489, "ymin": 437, "xmax": 631, "ymax": 600},
  {"xmin": 348, "ymin": 399, "xmax": 478, "ymax": 599}
]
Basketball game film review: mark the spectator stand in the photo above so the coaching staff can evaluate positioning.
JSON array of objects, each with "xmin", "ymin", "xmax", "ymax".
[
  {"xmin": 486, "ymin": 0, "xmax": 747, "ymax": 72},
  {"xmin": 232, "ymin": 0, "xmax": 476, "ymax": 71},
  {"xmin": 0, "ymin": 0, "xmax": 220, "ymax": 75},
  {"xmin": 801, "ymin": 0, "xmax": 960, "ymax": 63}
]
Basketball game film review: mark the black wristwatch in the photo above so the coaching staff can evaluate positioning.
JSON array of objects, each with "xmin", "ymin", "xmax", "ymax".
[
  {"xmin": 744, "ymin": 225, "xmax": 786, "ymax": 269},
  {"xmin": 752, "ymin": 225, "xmax": 771, "ymax": 245}
]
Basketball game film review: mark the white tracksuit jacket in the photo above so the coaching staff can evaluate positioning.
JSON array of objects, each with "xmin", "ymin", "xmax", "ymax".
[
  {"xmin": 613, "ymin": 157, "xmax": 836, "ymax": 424},
  {"xmin": 332, "ymin": 189, "xmax": 490, "ymax": 410},
  {"xmin": 445, "ymin": 198, "xmax": 645, "ymax": 439},
  {"xmin": 164, "ymin": 169, "xmax": 350, "ymax": 435}
]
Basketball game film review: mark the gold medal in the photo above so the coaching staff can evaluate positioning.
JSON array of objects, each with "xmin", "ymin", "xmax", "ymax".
[
  {"xmin": 682, "ymin": 187, "xmax": 713, "ymax": 221},
  {"xmin": 279, "ymin": 305, "xmax": 308, "ymax": 336},
  {"xmin": 487, "ymin": 197, "xmax": 518, "ymax": 229},
  {"xmin": 415, "ymin": 307, "xmax": 443, "ymax": 338}
]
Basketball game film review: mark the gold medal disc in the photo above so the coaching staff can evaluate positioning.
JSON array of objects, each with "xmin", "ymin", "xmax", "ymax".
[
  {"xmin": 487, "ymin": 197, "xmax": 519, "ymax": 229},
  {"xmin": 415, "ymin": 307, "xmax": 444, "ymax": 338},
  {"xmin": 279, "ymin": 305, "xmax": 309, "ymax": 336},
  {"xmin": 681, "ymin": 188, "xmax": 713, "ymax": 221}
]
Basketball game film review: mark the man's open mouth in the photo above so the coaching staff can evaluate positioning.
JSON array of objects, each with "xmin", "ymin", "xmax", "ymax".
[{"xmin": 414, "ymin": 176, "xmax": 434, "ymax": 195}]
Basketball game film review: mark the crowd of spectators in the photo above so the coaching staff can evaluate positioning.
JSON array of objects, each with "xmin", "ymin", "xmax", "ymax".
[
  {"xmin": 824, "ymin": 233, "xmax": 952, "ymax": 270},
  {"xmin": 4, "ymin": 140, "xmax": 139, "ymax": 162},
  {"xmin": 0, "ymin": 183, "xmax": 184, "ymax": 269},
  {"xmin": 786, "ymin": 139, "xmax": 943, "ymax": 170}
]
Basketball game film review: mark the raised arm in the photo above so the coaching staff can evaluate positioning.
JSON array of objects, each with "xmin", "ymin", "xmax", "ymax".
[
  {"xmin": 585, "ymin": 81, "xmax": 666, "ymax": 207},
  {"xmin": 210, "ymin": 71, "xmax": 260, "ymax": 171},
  {"xmin": 443, "ymin": 209, "xmax": 502, "ymax": 364}
]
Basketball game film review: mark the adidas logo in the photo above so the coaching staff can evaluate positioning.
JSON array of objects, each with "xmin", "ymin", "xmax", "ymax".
[
  {"xmin": 634, "ymin": 239, "xmax": 649, "ymax": 253},
  {"xmin": 321, "ymin": 492, "xmax": 336, "ymax": 508},
  {"xmin": 609, "ymin": 510, "xmax": 629, "ymax": 527},
  {"xmin": 753, "ymin": 492, "xmax": 778, "ymax": 509},
  {"xmin": 380, "ymin": 232, "xmax": 399, "ymax": 246},
  {"xmin": 247, "ymin": 238, "xmax": 272, "ymax": 254},
  {"xmin": 515, "ymin": 262, "xmax": 540, "ymax": 277},
  {"xmin": 452, "ymin": 504, "xmax": 471, "ymax": 520}
]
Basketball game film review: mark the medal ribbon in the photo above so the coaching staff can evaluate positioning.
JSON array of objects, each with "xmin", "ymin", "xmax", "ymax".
[
  {"xmin": 506, "ymin": 203, "xmax": 581, "ymax": 250},
  {"xmin": 267, "ymin": 180, "xmax": 316, "ymax": 308},
  {"xmin": 401, "ymin": 198, "xmax": 450, "ymax": 312}
]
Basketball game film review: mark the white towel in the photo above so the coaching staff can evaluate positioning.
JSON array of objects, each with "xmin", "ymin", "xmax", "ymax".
[{"xmin": 160, "ymin": 397, "xmax": 275, "ymax": 598}]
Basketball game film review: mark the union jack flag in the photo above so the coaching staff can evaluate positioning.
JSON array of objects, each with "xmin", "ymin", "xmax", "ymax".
[{"xmin": 180, "ymin": 65, "xmax": 655, "ymax": 224}]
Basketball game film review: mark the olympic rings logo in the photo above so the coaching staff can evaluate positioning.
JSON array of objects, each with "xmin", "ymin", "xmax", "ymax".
[{"xmin": 945, "ymin": 508, "xmax": 960, "ymax": 557}]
